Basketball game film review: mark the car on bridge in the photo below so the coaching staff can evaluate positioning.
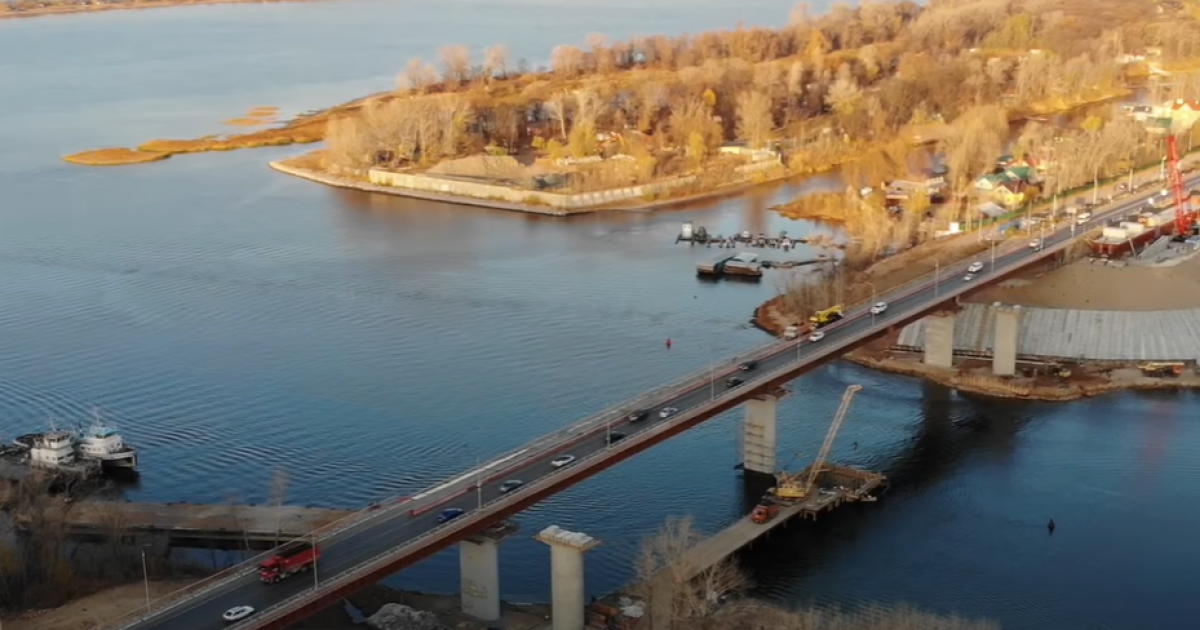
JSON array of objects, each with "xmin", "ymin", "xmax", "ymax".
[
  {"xmin": 738, "ymin": 360, "xmax": 758, "ymax": 371},
  {"xmin": 869, "ymin": 302, "xmax": 888, "ymax": 315},
  {"xmin": 627, "ymin": 410, "xmax": 649, "ymax": 422},
  {"xmin": 726, "ymin": 376, "xmax": 745, "ymax": 388},
  {"xmin": 223, "ymin": 605, "xmax": 255, "ymax": 623},
  {"xmin": 963, "ymin": 273, "xmax": 977, "ymax": 282},
  {"xmin": 550, "ymin": 455, "xmax": 576, "ymax": 468},
  {"xmin": 499, "ymin": 480, "xmax": 524, "ymax": 494},
  {"xmin": 437, "ymin": 508, "xmax": 465, "ymax": 524},
  {"xmin": 967, "ymin": 261, "xmax": 984, "ymax": 273},
  {"xmin": 659, "ymin": 407, "xmax": 678, "ymax": 419},
  {"xmin": 808, "ymin": 331, "xmax": 825, "ymax": 342},
  {"xmin": 606, "ymin": 431, "xmax": 626, "ymax": 445}
]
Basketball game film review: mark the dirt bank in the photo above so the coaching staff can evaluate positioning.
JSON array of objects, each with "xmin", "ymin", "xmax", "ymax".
[
  {"xmin": 968, "ymin": 252, "xmax": 1200, "ymax": 311},
  {"xmin": 2, "ymin": 579, "xmax": 552, "ymax": 630},
  {"xmin": 753, "ymin": 231, "xmax": 995, "ymax": 336},
  {"xmin": 845, "ymin": 344, "xmax": 1200, "ymax": 402}
]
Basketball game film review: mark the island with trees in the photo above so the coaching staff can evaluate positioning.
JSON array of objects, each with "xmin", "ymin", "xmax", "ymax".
[
  {"xmin": 270, "ymin": 0, "xmax": 1162, "ymax": 214},
  {"xmin": 69, "ymin": 0, "xmax": 1194, "ymax": 216}
]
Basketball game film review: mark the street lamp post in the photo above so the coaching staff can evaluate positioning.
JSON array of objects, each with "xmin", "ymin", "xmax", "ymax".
[
  {"xmin": 140, "ymin": 546, "xmax": 152, "ymax": 614},
  {"xmin": 990, "ymin": 240, "xmax": 997, "ymax": 273},
  {"xmin": 867, "ymin": 282, "xmax": 878, "ymax": 324},
  {"xmin": 311, "ymin": 529, "xmax": 319, "ymax": 591},
  {"xmin": 934, "ymin": 259, "xmax": 941, "ymax": 298}
]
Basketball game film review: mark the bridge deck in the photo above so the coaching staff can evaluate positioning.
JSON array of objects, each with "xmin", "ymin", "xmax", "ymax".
[{"xmin": 21, "ymin": 500, "xmax": 354, "ymax": 543}]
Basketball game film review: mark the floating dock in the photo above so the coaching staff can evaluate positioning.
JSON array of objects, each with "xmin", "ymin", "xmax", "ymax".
[
  {"xmin": 17, "ymin": 500, "xmax": 355, "ymax": 547},
  {"xmin": 675, "ymin": 464, "xmax": 885, "ymax": 581},
  {"xmin": 696, "ymin": 253, "xmax": 763, "ymax": 279}
]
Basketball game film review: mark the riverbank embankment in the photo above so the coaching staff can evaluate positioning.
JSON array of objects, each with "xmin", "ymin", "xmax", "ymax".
[{"xmin": 270, "ymin": 155, "xmax": 797, "ymax": 216}]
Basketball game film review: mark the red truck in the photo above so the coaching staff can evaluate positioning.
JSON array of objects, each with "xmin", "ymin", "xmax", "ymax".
[{"xmin": 259, "ymin": 541, "xmax": 320, "ymax": 584}]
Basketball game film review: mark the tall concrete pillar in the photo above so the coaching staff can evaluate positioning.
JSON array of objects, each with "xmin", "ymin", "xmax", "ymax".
[
  {"xmin": 923, "ymin": 313, "xmax": 957, "ymax": 368},
  {"xmin": 741, "ymin": 394, "xmax": 778, "ymax": 475},
  {"xmin": 535, "ymin": 525, "xmax": 601, "ymax": 630},
  {"xmin": 992, "ymin": 304, "xmax": 1021, "ymax": 376},
  {"xmin": 460, "ymin": 522, "xmax": 518, "ymax": 621}
]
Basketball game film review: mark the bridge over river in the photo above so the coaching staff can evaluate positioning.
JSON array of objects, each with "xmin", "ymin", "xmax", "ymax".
[{"xmin": 104, "ymin": 178, "xmax": 1194, "ymax": 630}]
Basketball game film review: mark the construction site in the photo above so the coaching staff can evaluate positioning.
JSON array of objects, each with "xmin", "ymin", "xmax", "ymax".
[{"xmin": 670, "ymin": 385, "xmax": 883, "ymax": 584}]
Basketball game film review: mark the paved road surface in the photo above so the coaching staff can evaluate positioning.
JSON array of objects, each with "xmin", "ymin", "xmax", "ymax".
[{"xmin": 121, "ymin": 181, "xmax": 1193, "ymax": 630}]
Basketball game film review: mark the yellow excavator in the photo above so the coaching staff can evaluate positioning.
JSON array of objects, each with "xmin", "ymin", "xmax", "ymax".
[{"xmin": 769, "ymin": 384, "xmax": 862, "ymax": 503}]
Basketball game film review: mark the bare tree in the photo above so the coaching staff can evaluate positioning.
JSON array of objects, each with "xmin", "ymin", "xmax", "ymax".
[
  {"xmin": 629, "ymin": 516, "xmax": 749, "ymax": 630},
  {"xmin": 438, "ymin": 45, "xmax": 472, "ymax": 84},
  {"xmin": 826, "ymin": 64, "xmax": 863, "ymax": 117},
  {"xmin": 735, "ymin": 90, "xmax": 774, "ymax": 149},
  {"xmin": 397, "ymin": 57, "xmax": 438, "ymax": 93},
  {"xmin": 545, "ymin": 92, "xmax": 570, "ymax": 140},
  {"xmin": 550, "ymin": 45, "xmax": 585, "ymax": 77},
  {"xmin": 482, "ymin": 44, "xmax": 509, "ymax": 81}
]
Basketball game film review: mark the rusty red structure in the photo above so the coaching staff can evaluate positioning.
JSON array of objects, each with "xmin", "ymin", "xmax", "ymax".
[{"xmin": 1167, "ymin": 134, "xmax": 1192, "ymax": 238}]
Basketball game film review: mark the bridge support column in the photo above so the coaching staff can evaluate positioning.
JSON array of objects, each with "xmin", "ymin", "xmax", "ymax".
[
  {"xmin": 923, "ymin": 313, "xmax": 957, "ymax": 369},
  {"xmin": 459, "ymin": 522, "xmax": 518, "ymax": 622},
  {"xmin": 536, "ymin": 525, "xmax": 601, "ymax": 630},
  {"xmin": 992, "ymin": 304, "xmax": 1021, "ymax": 376},
  {"xmin": 741, "ymin": 394, "xmax": 778, "ymax": 476}
]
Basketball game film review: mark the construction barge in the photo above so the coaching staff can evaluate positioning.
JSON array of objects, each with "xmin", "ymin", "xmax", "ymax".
[{"xmin": 676, "ymin": 222, "xmax": 840, "ymax": 250}]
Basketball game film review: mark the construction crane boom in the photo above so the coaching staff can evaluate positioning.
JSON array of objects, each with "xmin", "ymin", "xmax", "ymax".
[
  {"xmin": 801, "ymin": 384, "xmax": 862, "ymax": 495},
  {"xmin": 1167, "ymin": 134, "xmax": 1191, "ymax": 237}
]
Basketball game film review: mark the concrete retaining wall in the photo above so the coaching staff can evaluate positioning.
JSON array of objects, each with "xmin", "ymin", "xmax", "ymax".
[
  {"xmin": 367, "ymin": 170, "xmax": 696, "ymax": 210},
  {"xmin": 896, "ymin": 303, "xmax": 1200, "ymax": 362}
]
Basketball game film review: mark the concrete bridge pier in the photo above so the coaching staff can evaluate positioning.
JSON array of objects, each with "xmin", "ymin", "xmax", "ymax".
[
  {"xmin": 741, "ymin": 394, "xmax": 778, "ymax": 476},
  {"xmin": 923, "ymin": 312, "xmax": 957, "ymax": 368},
  {"xmin": 459, "ymin": 522, "xmax": 519, "ymax": 621},
  {"xmin": 536, "ymin": 525, "xmax": 601, "ymax": 630},
  {"xmin": 992, "ymin": 304, "xmax": 1021, "ymax": 376}
]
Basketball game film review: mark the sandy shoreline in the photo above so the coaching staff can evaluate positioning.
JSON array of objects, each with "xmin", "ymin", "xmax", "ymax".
[{"xmin": 0, "ymin": 0, "xmax": 332, "ymax": 21}]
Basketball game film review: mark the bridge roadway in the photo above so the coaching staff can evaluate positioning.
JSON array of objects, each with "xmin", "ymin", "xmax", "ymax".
[{"xmin": 114, "ymin": 179, "xmax": 1194, "ymax": 630}]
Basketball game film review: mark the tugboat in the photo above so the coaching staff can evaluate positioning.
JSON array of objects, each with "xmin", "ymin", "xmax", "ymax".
[
  {"xmin": 74, "ymin": 412, "xmax": 138, "ymax": 471},
  {"xmin": 13, "ymin": 428, "xmax": 100, "ymax": 477}
]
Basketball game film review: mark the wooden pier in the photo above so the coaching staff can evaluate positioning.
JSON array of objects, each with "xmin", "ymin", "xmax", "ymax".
[
  {"xmin": 17, "ymin": 500, "xmax": 355, "ymax": 547},
  {"xmin": 678, "ymin": 464, "xmax": 885, "ymax": 581}
]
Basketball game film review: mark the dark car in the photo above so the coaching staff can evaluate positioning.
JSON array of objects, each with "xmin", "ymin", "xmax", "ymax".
[
  {"xmin": 499, "ymin": 480, "xmax": 524, "ymax": 494},
  {"xmin": 607, "ymin": 431, "xmax": 627, "ymax": 445},
  {"xmin": 738, "ymin": 360, "xmax": 758, "ymax": 371},
  {"xmin": 627, "ymin": 410, "xmax": 649, "ymax": 422},
  {"xmin": 726, "ymin": 376, "xmax": 745, "ymax": 388},
  {"xmin": 436, "ymin": 508, "xmax": 465, "ymax": 524}
]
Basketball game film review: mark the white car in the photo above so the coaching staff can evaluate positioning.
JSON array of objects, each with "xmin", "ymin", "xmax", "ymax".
[
  {"xmin": 869, "ymin": 302, "xmax": 888, "ymax": 315},
  {"xmin": 967, "ymin": 261, "xmax": 984, "ymax": 273},
  {"xmin": 963, "ymin": 273, "xmax": 977, "ymax": 282},
  {"xmin": 808, "ymin": 331, "xmax": 826, "ymax": 342},
  {"xmin": 658, "ymin": 407, "xmax": 678, "ymax": 419},
  {"xmin": 550, "ymin": 455, "xmax": 576, "ymax": 468},
  {"xmin": 223, "ymin": 606, "xmax": 255, "ymax": 623},
  {"xmin": 1029, "ymin": 239, "xmax": 1042, "ymax": 249}
]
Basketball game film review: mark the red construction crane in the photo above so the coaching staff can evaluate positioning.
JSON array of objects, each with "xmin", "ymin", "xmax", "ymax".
[{"xmin": 1166, "ymin": 134, "xmax": 1192, "ymax": 237}]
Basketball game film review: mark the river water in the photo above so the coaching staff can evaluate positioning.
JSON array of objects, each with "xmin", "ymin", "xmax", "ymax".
[{"xmin": 2, "ymin": 3, "xmax": 1199, "ymax": 629}]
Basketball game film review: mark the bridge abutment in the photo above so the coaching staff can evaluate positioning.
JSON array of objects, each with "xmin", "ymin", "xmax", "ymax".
[
  {"xmin": 923, "ymin": 313, "xmax": 957, "ymax": 368},
  {"xmin": 536, "ymin": 525, "xmax": 601, "ymax": 630},
  {"xmin": 741, "ymin": 394, "xmax": 778, "ymax": 476},
  {"xmin": 992, "ymin": 303, "xmax": 1021, "ymax": 376},
  {"xmin": 459, "ymin": 522, "xmax": 518, "ymax": 621}
]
